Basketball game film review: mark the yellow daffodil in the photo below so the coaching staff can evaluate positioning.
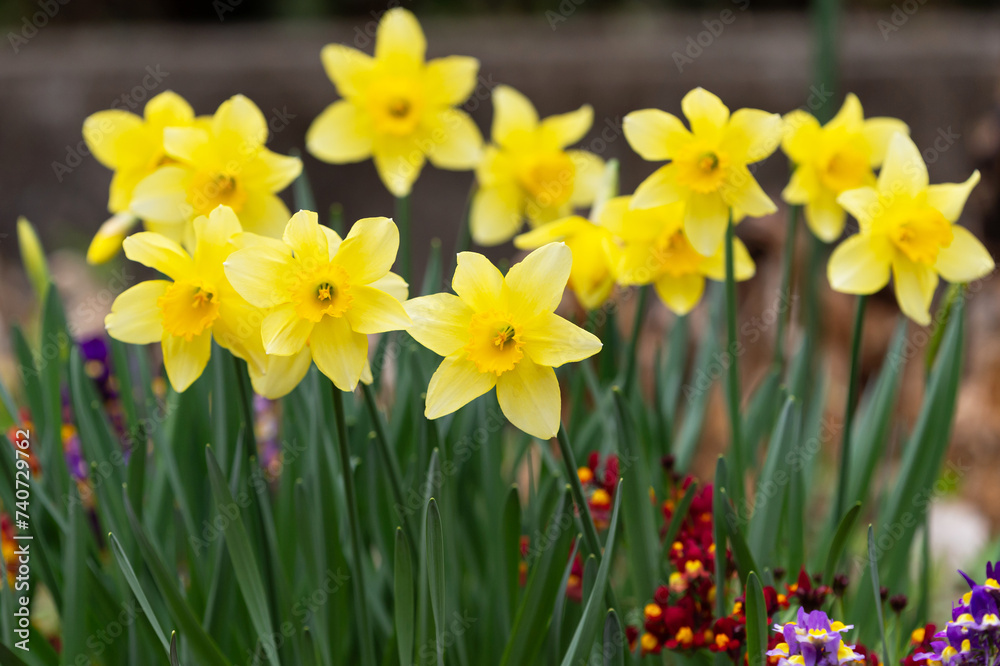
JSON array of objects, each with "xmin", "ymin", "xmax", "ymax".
[
  {"xmin": 513, "ymin": 160, "xmax": 620, "ymax": 310},
  {"xmin": 17, "ymin": 216, "xmax": 49, "ymax": 296},
  {"xmin": 224, "ymin": 211, "xmax": 411, "ymax": 391},
  {"xmin": 602, "ymin": 196, "xmax": 754, "ymax": 314},
  {"xmin": 471, "ymin": 85, "xmax": 604, "ymax": 246},
  {"xmin": 306, "ymin": 8, "xmax": 483, "ymax": 197},
  {"xmin": 83, "ymin": 90, "xmax": 199, "ymax": 263},
  {"xmin": 405, "ymin": 243, "xmax": 602, "ymax": 439},
  {"xmin": 105, "ymin": 206, "xmax": 265, "ymax": 392},
  {"xmin": 623, "ymin": 87, "xmax": 782, "ymax": 256},
  {"xmin": 130, "ymin": 95, "xmax": 301, "ymax": 245},
  {"xmin": 828, "ymin": 133, "xmax": 994, "ymax": 325},
  {"xmin": 782, "ymin": 93, "xmax": 909, "ymax": 242}
]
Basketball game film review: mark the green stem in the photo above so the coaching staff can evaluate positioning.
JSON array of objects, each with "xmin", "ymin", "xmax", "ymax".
[
  {"xmin": 233, "ymin": 353, "xmax": 258, "ymax": 458},
  {"xmin": 555, "ymin": 425, "xmax": 602, "ymax": 558},
  {"xmin": 621, "ymin": 285, "xmax": 649, "ymax": 394},
  {"xmin": 773, "ymin": 205, "xmax": 800, "ymax": 370},
  {"xmin": 360, "ymin": 382, "xmax": 418, "ymax": 553},
  {"xmin": 395, "ymin": 195, "xmax": 411, "ymax": 285},
  {"xmin": 833, "ymin": 294, "xmax": 866, "ymax": 522},
  {"xmin": 331, "ymin": 387, "xmax": 377, "ymax": 666},
  {"xmin": 723, "ymin": 213, "xmax": 746, "ymax": 506}
]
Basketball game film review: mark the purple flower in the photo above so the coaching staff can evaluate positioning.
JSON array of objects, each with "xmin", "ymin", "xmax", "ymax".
[{"xmin": 768, "ymin": 609, "xmax": 862, "ymax": 666}]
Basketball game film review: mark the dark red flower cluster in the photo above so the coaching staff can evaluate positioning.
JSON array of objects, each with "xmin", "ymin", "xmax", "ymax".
[
  {"xmin": 639, "ymin": 475, "xmax": 789, "ymax": 658},
  {"xmin": 578, "ymin": 452, "xmax": 618, "ymax": 531},
  {"xmin": 786, "ymin": 567, "xmax": 832, "ymax": 613}
]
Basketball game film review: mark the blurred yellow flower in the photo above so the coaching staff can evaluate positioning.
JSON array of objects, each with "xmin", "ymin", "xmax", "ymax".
[
  {"xmin": 623, "ymin": 87, "xmax": 782, "ymax": 255},
  {"xmin": 130, "ymin": 95, "xmax": 301, "ymax": 245},
  {"xmin": 307, "ymin": 7, "xmax": 483, "ymax": 197},
  {"xmin": 104, "ymin": 206, "xmax": 265, "ymax": 392},
  {"xmin": 405, "ymin": 243, "xmax": 602, "ymax": 439},
  {"xmin": 828, "ymin": 133, "xmax": 993, "ymax": 325},
  {"xmin": 471, "ymin": 85, "xmax": 604, "ymax": 246},
  {"xmin": 224, "ymin": 211, "xmax": 411, "ymax": 391},
  {"xmin": 782, "ymin": 93, "xmax": 908, "ymax": 242},
  {"xmin": 83, "ymin": 90, "xmax": 199, "ymax": 263},
  {"xmin": 602, "ymin": 197, "xmax": 755, "ymax": 315}
]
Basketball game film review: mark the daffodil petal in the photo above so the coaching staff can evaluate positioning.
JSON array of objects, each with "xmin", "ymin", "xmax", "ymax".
[
  {"xmin": 496, "ymin": 356, "xmax": 560, "ymax": 440},
  {"xmin": 721, "ymin": 166, "xmax": 776, "ymax": 217},
  {"xmin": 424, "ymin": 55, "xmax": 479, "ymax": 106},
  {"xmin": 105, "ymin": 280, "xmax": 169, "ymax": 344},
  {"xmin": 492, "ymin": 85, "xmax": 539, "ymax": 148},
  {"xmin": 162, "ymin": 331, "xmax": 212, "ymax": 393},
  {"xmin": 926, "ymin": 171, "xmax": 980, "ymax": 223},
  {"xmin": 225, "ymin": 245, "xmax": 292, "ymax": 308},
  {"xmin": 369, "ymin": 272, "xmax": 409, "ymax": 302},
  {"xmin": 654, "ymin": 273, "xmax": 705, "ymax": 315},
  {"xmin": 568, "ymin": 150, "xmax": 605, "ymax": 206},
  {"xmin": 163, "ymin": 127, "xmax": 210, "ymax": 164},
  {"xmin": 311, "ymin": 315, "xmax": 368, "ymax": 391},
  {"xmin": 262, "ymin": 304, "xmax": 313, "ymax": 356},
  {"xmin": 514, "ymin": 216, "xmax": 589, "ymax": 250},
  {"xmin": 243, "ymin": 149, "xmax": 302, "ymax": 192},
  {"xmin": 405, "ymin": 293, "xmax": 474, "ymax": 357},
  {"xmin": 249, "ymin": 347, "xmax": 312, "ymax": 399},
  {"xmin": 721, "ymin": 108, "xmax": 783, "ymax": 164},
  {"xmin": 213, "ymin": 95, "xmax": 268, "ymax": 147},
  {"xmin": 701, "ymin": 237, "xmax": 755, "ymax": 281},
  {"xmin": 623, "ymin": 109, "xmax": 692, "ymax": 161},
  {"xmin": 238, "ymin": 192, "xmax": 290, "ymax": 239},
  {"xmin": 345, "ymin": 285, "xmax": 411, "ymax": 334},
  {"xmin": 862, "ymin": 117, "xmax": 909, "ymax": 166},
  {"xmin": 805, "ymin": 190, "xmax": 848, "ymax": 242},
  {"xmin": 827, "ymin": 234, "xmax": 892, "ymax": 294},
  {"xmin": 877, "ymin": 132, "xmax": 927, "ymax": 198},
  {"xmin": 781, "ymin": 110, "xmax": 821, "ymax": 165},
  {"xmin": 144, "ymin": 90, "xmax": 195, "ymax": 125},
  {"xmin": 935, "ymin": 225, "xmax": 995, "ymax": 284},
  {"xmin": 505, "ymin": 243, "xmax": 572, "ymax": 320},
  {"xmin": 83, "ymin": 110, "xmax": 143, "ymax": 169},
  {"xmin": 453, "ymin": 251, "xmax": 504, "ymax": 310},
  {"xmin": 781, "ymin": 167, "xmax": 816, "ymax": 205},
  {"xmin": 837, "ymin": 187, "xmax": 881, "ymax": 228},
  {"xmin": 540, "ymin": 104, "xmax": 593, "ymax": 148},
  {"xmin": 470, "ymin": 186, "xmax": 524, "ymax": 246},
  {"xmin": 335, "ymin": 216, "xmax": 398, "ymax": 284},
  {"xmin": 307, "ymin": 101, "xmax": 374, "ymax": 164},
  {"xmin": 87, "ymin": 212, "xmax": 139, "ymax": 265},
  {"xmin": 681, "ymin": 87, "xmax": 729, "ymax": 138},
  {"xmin": 122, "ymin": 232, "xmax": 194, "ymax": 280},
  {"xmin": 827, "ymin": 93, "xmax": 864, "ymax": 132},
  {"xmin": 372, "ymin": 137, "xmax": 424, "ymax": 197},
  {"xmin": 892, "ymin": 255, "xmax": 938, "ymax": 326},
  {"xmin": 521, "ymin": 311, "xmax": 601, "ymax": 367},
  {"xmin": 631, "ymin": 164, "xmax": 685, "ymax": 210},
  {"xmin": 424, "ymin": 353, "xmax": 496, "ymax": 419},
  {"xmin": 283, "ymin": 210, "xmax": 328, "ymax": 262},
  {"xmin": 320, "ymin": 44, "xmax": 375, "ymax": 98},
  {"xmin": 683, "ymin": 192, "xmax": 729, "ymax": 256},
  {"xmin": 375, "ymin": 8, "xmax": 426, "ymax": 64},
  {"xmin": 423, "ymin": 108, "xmax": 483, "ymax": 170},
  {"xmin": 129, "ymin": 166, "xmax": 191, "ymax": 224}
]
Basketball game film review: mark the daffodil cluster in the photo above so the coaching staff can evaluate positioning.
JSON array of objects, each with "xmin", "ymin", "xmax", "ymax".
[{"xmin": 85, "ymin": 93, "xmax": 301, "ymax": 264}]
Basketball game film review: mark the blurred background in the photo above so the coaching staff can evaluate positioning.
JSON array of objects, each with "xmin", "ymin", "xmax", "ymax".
[{"xmin": 1, "ymin": 0, "xmax": 999, "ymax": 573}]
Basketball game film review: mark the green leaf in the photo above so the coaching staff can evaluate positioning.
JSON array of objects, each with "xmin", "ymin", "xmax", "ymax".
[
  {"xmin": 60, "ymin": 490, "xmax": 88, "ymax": 662},
  {"xmin": 868, "ymin": 525, "xmax": 890, "ymax": 666},
  {"xmin": 663, "ymin": 480, "xmax": 698, "ymax": 552},
  {"xmin": 720, "ymin": 488, "xmax": 759, "ymax": 587},
  {"xmin": 741, "ymin": 369, "xmax": 783, "ymax": 465},
  {"xmin": 560, "ymin": 480, "xmax": 623, "ymax": 666},
  {"xmin": 427, "ymin": 498, "xmax": 447, "ymax": 666},
  {"xmin": 612, "ymin": 388, "xmax": 658, "ymax": 598},
  {"xmin": 170, "ymin": 633, "xmax": 183, "ymax": 666},
  {"xmin": 748, "ymin": 396, "xmax": 799, "ymax": 564},
  {"xmin": 0, "ymin": 642, "xmax": 30, "ymax": 666},
  {"xmin": 124, "ymin": 494, "xmax": 232, "ymax": 666},
  {"xmin": 676, "ymin": 287, "xmax": 724, "ymax": 471},
  {"xmin": 109, "ymin": 532, "xmax": 170, "ymax": 653},
  {"xmin": 502, "ymin": 484, "xmax": 522, "ymax": 628},
  {"xmin": 745, "ymin": 572, "xmax": 768, "ymax": 666},
  {"xmin": 712, "ymin": 457, "xmax": 729, "ymax": 620},
  {"xmin": 823, "ymin": 503, "xmax": 861, "ymax": 585},
  {"xmin": 603, "ymin": 610, "xmax": 625, "ymax": 666},
  {"xmin": 395, "ymin": 527, "xmax": 415, "ymax": 666},
  {"xmin": 501, "ymin": 489, "xmax": 575, "ymax": 666},
  {"xmin": 205, "ymin": 447, "xmax": 278, "ymax": 664}
]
